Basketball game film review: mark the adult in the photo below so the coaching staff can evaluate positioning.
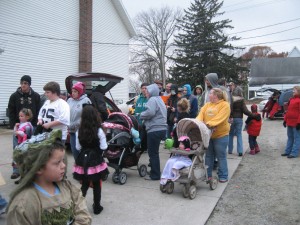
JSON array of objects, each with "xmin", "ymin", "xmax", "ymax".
[
  {"xmin": 166, "ymin": 84, "xmax": 180, "ymax": 138},
  {"xmin": 67, "ymin": 82, "xmax": 91, "ymax": 160},
  {"xmin": 90, "ymin": 85, "xmax": 108, "ymax": 122},
  {"xmin": 140, "ymin": 84, "xmax": 167, "ymax": 180},
  {"xmin": 199, "ymin": 73, "xmax": 231, "ymax": 110},
  {"xmin": 134, "ymin": 83, "xmax": 149, "ymax": 152},
  {"xmin": 193, "ymin": 85, "xmax": 203, "ymax": 112},
  {"xmin": 8, "ymin": 75, "xmax": 40, "ymax": 130},
  {"xmin": 228, "ymin": 88, "xmax": 259, "ymax": 156},
  {"xmin": 196, "ymin": 88, "xmax": 231, "ymax": 183},
  {"xmin": 154, "ymin": 80, "xmax": 164, "ymax": 96},
  {"xmin": 281, "ymin": 86, "xmax": 300, "ymax": 158},
  {"xmin": 182, "ymin": 84, "xmax": 198, "ymax": 118},
  {"xmin": 163, "ymin": 83, "xmax": 172, "ymax": 96},
  {"xmin": 228, "ymin": 82, "xmax": 243, "ymax": 97}
]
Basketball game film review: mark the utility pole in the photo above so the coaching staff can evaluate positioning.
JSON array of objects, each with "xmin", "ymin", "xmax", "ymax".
[{"xmin": 161, "ymin": 26, "xmax": 166, "ymax": 88}]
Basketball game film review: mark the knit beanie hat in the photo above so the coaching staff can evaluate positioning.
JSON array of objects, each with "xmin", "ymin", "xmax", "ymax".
[
  {"xmin": 20, "ymin": 75, "xmax": 31, "ymax": 85},
  {"xmin": 178, "ymin": 136, "xmax": 191, "ymax": 151},
  {"xmin": 72, "ymin": 82, "xmax": 84, "ymax": 96}
]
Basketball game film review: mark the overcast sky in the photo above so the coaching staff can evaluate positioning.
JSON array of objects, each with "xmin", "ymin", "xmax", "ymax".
[{"xmin": 122, "ymin": 0, "xmax": 300, "ymax": 54}]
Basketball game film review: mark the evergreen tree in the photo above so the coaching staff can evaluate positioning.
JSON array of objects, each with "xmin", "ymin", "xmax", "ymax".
[{"xmin": 170, "ymin": 0, "xmax": 243, "ymax": 87}]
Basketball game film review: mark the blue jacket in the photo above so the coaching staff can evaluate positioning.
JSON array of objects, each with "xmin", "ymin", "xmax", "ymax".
[{"xmin": 183, "ymin": 84, "xmax": 198, "ymax": 118}]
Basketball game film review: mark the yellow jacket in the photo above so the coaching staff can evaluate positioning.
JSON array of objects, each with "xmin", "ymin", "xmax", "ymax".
[{"xmin": 196, "ymin": 100, "xmax": 230, "ymax": 139}]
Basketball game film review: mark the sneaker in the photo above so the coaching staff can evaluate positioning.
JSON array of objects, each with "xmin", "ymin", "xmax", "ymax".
[
  {"xmin": 249, "ymin": 149, "xmax": 255, "ymax": 155},
  {"xmin": 238, "ymin": 153, "xmax": 243, "ymax": 157},
  {"xmin": 10, "ymin": 173, "xmax": 20, "ymax": 179},
  {"xmin": 219, "ymin": 179, "xmax": 228, "ymax": 183},
  {"xmin": 281, "ymin": 153, "xmax": 289, "ymax": 156}
]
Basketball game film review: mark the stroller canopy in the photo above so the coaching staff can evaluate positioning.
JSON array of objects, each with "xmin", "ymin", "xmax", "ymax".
[{"xmin": 176, "ymin": 118, "xmax": 211, "ymax": 148}]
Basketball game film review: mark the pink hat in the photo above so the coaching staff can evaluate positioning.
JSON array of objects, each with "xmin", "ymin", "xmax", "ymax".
[
  {"xmin": 178, "ymin": 136, "xmax": 191, "ymax": 151},
  {"xmin": 72, "ymin": 82, "xmax": 84, "ymax": 96}
]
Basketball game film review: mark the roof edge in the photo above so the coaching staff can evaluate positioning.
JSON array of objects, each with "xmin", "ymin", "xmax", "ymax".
[{"xmin": 111, "ymin": 0, "xmax": 137, "ymax": 38}]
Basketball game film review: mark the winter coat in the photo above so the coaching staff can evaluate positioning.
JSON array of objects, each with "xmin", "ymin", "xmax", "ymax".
[
  {"xmin": 246, "ymin": 113, "xmax": 262, "ymax": 136},
  {"xmin": 134, "ymin": 93, "xmax": 148, "ymax": 125},
  {"xmin": 140, "ymin": 84, "xmax": 167, "ymax": 133},
  {"xmin": 284, "ymin": 96, "xmax": 300, "ymax": 127},
  {"xmin": 67, "ymin": 94, "xmax": 91, "ymax": 133},
  {"xmin": 230, "ymin": 96, "xmax": 253, "ymax": 118},
  {"xmin": 182, "ymin": 84, "xmax": 198, "ymax": 118},
  {"xmin": 167, "ymin": 85, "xmax": 180, "ymax": 125},
  {"xmin": 8, "ymin": 87, "xmax": 40, "ymax": 128}
]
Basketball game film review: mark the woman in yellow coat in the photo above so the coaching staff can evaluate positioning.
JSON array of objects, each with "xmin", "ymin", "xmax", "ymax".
[{"xmin": 196, "ymin": 88, "xmax": 230, "ymax": 183}]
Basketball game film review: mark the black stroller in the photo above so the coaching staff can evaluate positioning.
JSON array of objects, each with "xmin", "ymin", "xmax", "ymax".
[{"xmin": 102, "ymin": 112, "xmax": 147, "ymax": 185}]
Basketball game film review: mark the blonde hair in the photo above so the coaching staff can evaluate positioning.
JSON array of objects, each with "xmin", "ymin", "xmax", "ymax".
[
  {"xmin": 20, "ymin": 108, "xmax": 33, "ymax": 121},
  {"xmin": 177, "ymin": 98, "xmax": 190, "ymax": 113},
  {"xmin": 211, "ymin": 88, "xmax": 228, "ymax": 102},
  {"xmin": 294, "ymin": 86, "xmax": 300, "ymax": 94}
]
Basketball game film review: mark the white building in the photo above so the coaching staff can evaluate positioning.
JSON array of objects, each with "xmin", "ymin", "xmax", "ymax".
[{"xmin": 0, "ymin": 0, "xmax": 135, "ymax": 123}]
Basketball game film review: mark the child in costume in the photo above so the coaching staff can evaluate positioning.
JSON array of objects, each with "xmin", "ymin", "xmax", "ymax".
[
  {"xmin": 11, "ymin": 108, "xmax": 34, "ymax": 182},
  {"xmin": 73, "ymin": 104, "xmax": 109, "ymax": 215},
  {"xmin": 245, "ymin": 104, "xmax": 262, "ymax": 155},
  {"xmin": 172, "ymin": 98, "xmax": 191, "ymax": 148},
  {"xmin": 6, "ymin": 130, "xmax": 92, "ymax": 224},
  {"xmin": 38, "ymin": 81, "xmax": 70, "ymax": 143},
  {"xmin": 160, "ymin": 136, "xmax": 193, "ymax": 185}
]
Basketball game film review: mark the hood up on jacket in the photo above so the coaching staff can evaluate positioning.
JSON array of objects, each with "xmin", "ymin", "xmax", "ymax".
[
  {"xmin": 170, "ymin": 84, "xmax": 178, "ymax": 95},
  {"xmin": 183, "ymin": 84, "xmax": 192, "ymax": 97},
  {"xmin": 193, "ymin": 85, "xmax": 203, "ymax": 95},
  {"xmin": 147, "ymin": 84, "xmax": 160, "ymax": 98},
  {"xmin": 205, "ymin": 73, "xmax": 219, "ymax": 88}
]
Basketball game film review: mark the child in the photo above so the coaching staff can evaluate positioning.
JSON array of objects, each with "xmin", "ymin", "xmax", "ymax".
[
  {"xmin": 172, "ymin": 98, "xmax": 191, "ymax": 148},
  {"xmin": 245, "ymin": 104, "xmax": 262, "ymax": 155},
  {"xmin": 160, "ymin": 136, "xmax": 193, "ymax": 186},
  {"xmin": 73, "ymin": 104, "xmax": 109, "ymax": 215},
  {"xmin": 6, "ymin": 130, "xmax": 92, "ymax": 224},
  {"xmin": 38, "ymin": 81, "xmax": 70, "ymax": 143},
  {"xmin": 11, "ymin": 108, "xmax": 33, "ymax": 182}
]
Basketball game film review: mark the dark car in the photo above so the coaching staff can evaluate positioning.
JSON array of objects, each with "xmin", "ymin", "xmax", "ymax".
[{"xmin": 65, "ymin": 72, "xmax": 124, "ymax": 113}]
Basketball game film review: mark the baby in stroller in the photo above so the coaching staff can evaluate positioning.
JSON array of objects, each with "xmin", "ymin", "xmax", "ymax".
[
  {"xmin": 103, "ymin": 112, "xmax": 147, "ymax": 185},
  {"xmin": 160, "ymin": 136, "xmax": 192, "ymax": 185},
  {"xmin": 159, "ymin": 118, "xmax": 218, "ymax": 199}
]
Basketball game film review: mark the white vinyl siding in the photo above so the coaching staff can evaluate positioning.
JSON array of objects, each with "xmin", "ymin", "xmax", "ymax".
[
  {"xmin": 92, "ymin": 0, "xmax": 130, "ymax": 103},
  {"xmin": 0, "ymin": 0, "xmax": 133, "ymax": 122}
]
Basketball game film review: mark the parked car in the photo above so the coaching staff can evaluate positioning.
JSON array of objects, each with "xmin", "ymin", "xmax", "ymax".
[
  {"xmin": 117, "ymin": 97, "xmax": 136, "ymax": 115},
  {"xmin": 65, "ymin": 72, "xmax": 124, "ymax": 113},
  {"xmin": 64, "ymin": 72, "xmax": 124, "ymax": 148}
]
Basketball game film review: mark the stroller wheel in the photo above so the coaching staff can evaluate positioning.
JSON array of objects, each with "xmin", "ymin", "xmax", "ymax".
[
  {"xmin": 166, "ymin": 181, "xmax": 174, "ymax": 194},
  {"xmin": 112, "ymin": 172, "xmax": 119, "ymax": 184},
  {"xmin": 189, "ymin": 185, "xmax": 197, "ymax": 199},
  {"xmin": 118, "ymin": 172, "xmax": 127, "ymax": 185},
  {"xmin": 209, "ymin": 176, "xmax": 218, "ymax": 190},
  {"xmin": 160, "ymin": 184, "xmax": 166, "ymax": 193},
  {"xmin": 182, "ymin": 185, "xmax": 189, "ymax": 198},
  {"xmin": 138, "ymin": 164, "xmax": 147, "ymax": 177}
]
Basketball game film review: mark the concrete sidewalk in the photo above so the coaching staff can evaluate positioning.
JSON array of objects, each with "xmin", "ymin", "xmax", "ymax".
[{"xmin": 0, "ymin": 128, "xmax": 246, "ymax": 225}]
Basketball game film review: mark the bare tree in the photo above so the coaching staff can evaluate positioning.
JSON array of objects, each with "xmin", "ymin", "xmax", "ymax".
[{"xmin": 130, "ymin": 6, "xmax": 182, "ymax": 87}]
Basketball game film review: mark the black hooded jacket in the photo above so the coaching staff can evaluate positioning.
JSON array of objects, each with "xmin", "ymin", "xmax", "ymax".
[
  {"xmin": 167, "ymin": 85, "xmax": 180, "ymax": 125},
  {"xmin": 8, "ymin": 87, "xmax": 40, "ymax": 128}
]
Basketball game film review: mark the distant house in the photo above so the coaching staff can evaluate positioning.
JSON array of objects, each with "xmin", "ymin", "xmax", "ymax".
[
  {"xmin": 0, "ymin": 0, "xmax": 136, "ymax": 123},
  {"xmin": 248, "ymin": 57, "xmax": 300, "ymax": 98},
  {"xmin": 288, "ymin": 46, "xmax": 300, "ymax": 57}
]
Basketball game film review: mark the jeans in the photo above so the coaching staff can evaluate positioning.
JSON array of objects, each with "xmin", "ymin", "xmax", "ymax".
[
  {"xmin": 284, "ymin": 126, "xmax": 300, "ymax": 157},
  {"xmin": 228, "ymin": 118, "xmax": 243, "ymax": 154},
  {"xmin": 206, "ymin": 135, "xmax": 229, "ymax": 180},
  {"xmin": 70, "ymin": 133, "xmax": 79, "ymax": 160},
  {"xmin": 147, "ymin": 130, "xmax": 166, "ymax": 180},
  {"xmin": 248, "ymin": 135, "xmax": 258, "ymax": 149},
  {"xmin": 12, "ymin": 135, "xmax": 19, "ymax": 174}
]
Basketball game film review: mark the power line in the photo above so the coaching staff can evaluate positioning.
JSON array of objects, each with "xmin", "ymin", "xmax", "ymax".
[{"xmin": 225, "ymin": 0, "xmax": 287, "ymax": 13}]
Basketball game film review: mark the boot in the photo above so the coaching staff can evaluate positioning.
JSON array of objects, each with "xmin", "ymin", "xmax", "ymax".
[
  {"xmin": 249, "ymin": 148, "xmax": 255, "ymax": 155},
  {"xmin": 255, "ymin": 145, "xmax": 260, "ymax": 154},
  {"xmin": 93, "ymin": 204, "xmax": 103, "ymax": 215}
]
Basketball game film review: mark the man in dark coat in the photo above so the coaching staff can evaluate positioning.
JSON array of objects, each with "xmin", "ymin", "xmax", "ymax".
[{"xmin": 8, "ymin": 75, "xmax": 41, "ymax": 129}]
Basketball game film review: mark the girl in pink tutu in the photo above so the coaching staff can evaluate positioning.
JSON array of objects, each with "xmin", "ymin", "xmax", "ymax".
[{"xmin": 73, "ymin": 104, "xmax": 109, "ymax": 215}]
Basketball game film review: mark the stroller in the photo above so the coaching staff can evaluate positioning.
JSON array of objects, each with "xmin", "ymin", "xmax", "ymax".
[
  {"xmin": 160, "ymin": 118, "xmax": 218, "ymax": 199},
  {"xmin": 102, "ymin": 112, "xmax": 147, "ymax": 185}
]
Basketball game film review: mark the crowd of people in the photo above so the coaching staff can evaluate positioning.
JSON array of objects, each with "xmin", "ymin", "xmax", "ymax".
[{"xmin": 1, "ymin": 73, "xmax": 299, "ymax": 224}]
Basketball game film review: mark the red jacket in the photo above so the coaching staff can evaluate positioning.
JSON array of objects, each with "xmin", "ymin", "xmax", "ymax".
[
  {"xmin": 284, "ymin": 96, "xmax": 300, "ymax": 127},
  {"xmin": 247, "ymin": 113, "xmax": 262, "ymax": 136}
]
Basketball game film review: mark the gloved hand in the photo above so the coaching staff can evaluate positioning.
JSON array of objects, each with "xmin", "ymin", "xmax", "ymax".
[
  {"xmin": 296, "ymin": 124, "xmax": 300, "ymax": 130},
  {"xmin": 283, "ymin": 121, "xmax": 286, "ymax": 128}
]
